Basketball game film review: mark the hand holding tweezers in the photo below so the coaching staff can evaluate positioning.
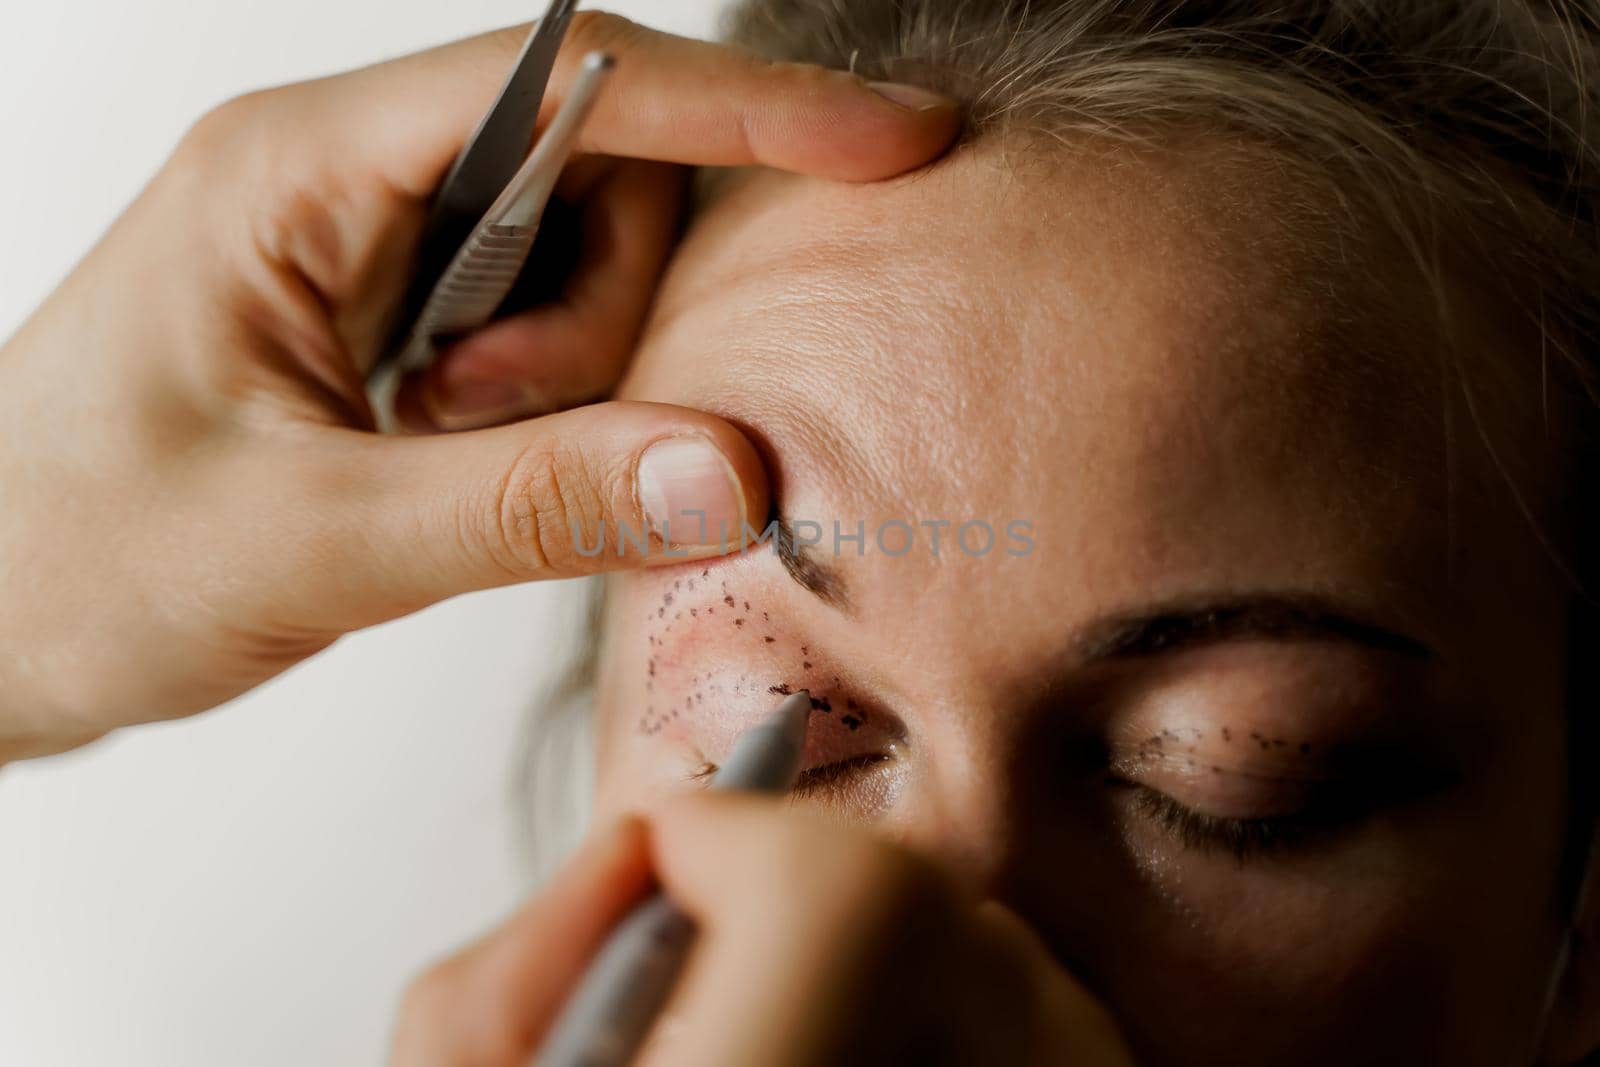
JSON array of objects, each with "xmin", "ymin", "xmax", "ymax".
[{"xmin": 367, "ymin": 0, "xmax": 613, "ymax": 430}]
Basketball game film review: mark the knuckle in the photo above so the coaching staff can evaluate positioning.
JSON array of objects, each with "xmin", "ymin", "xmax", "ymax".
[
  {"xmin": 488, "ymin": 438, "xmax": 610, "ymax": 578},
  {"xmin": 566, "ymin": 10, "xmax": 650, "ymax": 58},
  {"xmin": 166, "ymin": 90, "xmax": 291, "ymax": 201},
  {"xmin": 175, "ymin": 91, "xmax": 269, "ymax": 168},
  {"xmin": 772, "ymin": 57, "xmax": 847, "ymax": 96},
  {"xmin": 732, "ymin": 53, "xmax": 856, "ymax": 108}
]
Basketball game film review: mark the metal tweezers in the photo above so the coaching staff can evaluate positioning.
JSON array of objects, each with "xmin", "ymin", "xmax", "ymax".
[{"xmin": 366, "ymin": 0, "xmax": 613, "ymax": 430}]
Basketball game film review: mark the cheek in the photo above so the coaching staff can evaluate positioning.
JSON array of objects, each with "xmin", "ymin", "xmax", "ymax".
[
  {"xmin": 1106, "ymin": 886, "xmax": 1422, "ymax": 1064},
  {"xmin": 1100, "ymin": 828, "xmax": 1561, "ymax": 1064},
  {"xmin": 637, "ymin": 569, "xmax": 796, "ymax": 737}
]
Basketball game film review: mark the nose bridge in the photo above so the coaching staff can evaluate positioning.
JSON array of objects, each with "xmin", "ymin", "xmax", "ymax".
[
  {"xmin": 892, "ymin": 698, "xmax": 1035, "ymax": 897},
  {"xmin": 886, "ymin": 692, "xmax": 1116, "ymax": 982}
]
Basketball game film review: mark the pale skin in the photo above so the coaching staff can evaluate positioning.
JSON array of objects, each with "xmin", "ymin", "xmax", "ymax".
[{"xmin": 3, "ymin": 10, "xmax": 1596, "ymax": 1067}]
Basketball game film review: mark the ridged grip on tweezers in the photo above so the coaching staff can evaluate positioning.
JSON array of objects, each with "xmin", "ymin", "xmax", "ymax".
[
  {"xmin": 382, "ymin": 0, "xmax": 580, "ymax": 368},
  {"xmin": 366, "ymin": 51, "xmax": 613, "ymax": 428},
  {"xmin": 417, "ymin": 223, "xmax": 538, "ymax": 339},
  {"xmin": 385, "ymin": 51, "xmax": 610, "ymax": 366}
]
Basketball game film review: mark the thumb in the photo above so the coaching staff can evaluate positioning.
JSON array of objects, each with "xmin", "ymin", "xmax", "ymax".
[{"xmin": 283, "ymin": 401, "xmax": 768, "ymax": 631}]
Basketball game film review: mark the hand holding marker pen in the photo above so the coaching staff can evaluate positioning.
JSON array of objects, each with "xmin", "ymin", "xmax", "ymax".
[{"xmin": 534, "ymin": 690, "xmax": 813, "ymax": 1067}]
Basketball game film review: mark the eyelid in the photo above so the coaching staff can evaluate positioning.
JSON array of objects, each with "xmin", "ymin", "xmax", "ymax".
[
  {"xmin": 1127, "ymin": 784, "xmax": 1322, "ymax": 859},
  {"xmin": 1110, "ymin": 750, "xmax": 1452, "ymax": 861}
]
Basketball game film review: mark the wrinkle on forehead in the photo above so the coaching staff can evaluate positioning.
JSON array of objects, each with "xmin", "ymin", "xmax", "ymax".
[
  {"xmin": 621, "ymin": 135, "xmax": 1570, "ymax": 662},
  {"xmin": 631, "ymin": 136, "xmax": 1455, "ymax": 512}
]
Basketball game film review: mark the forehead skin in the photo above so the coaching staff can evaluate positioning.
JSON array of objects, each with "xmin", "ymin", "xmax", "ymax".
[
  {"xmin": 624, "ymin": 138, "xmax": 1564, "ymax": 670},
  {"xmin": 603, "ymin": 137, "xmax": 1575, "ymax": 1063}
]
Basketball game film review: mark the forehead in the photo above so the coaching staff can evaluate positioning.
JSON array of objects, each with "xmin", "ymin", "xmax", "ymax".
[{"xmin": 619, "ymin": 139, "xmax": 1560, "ymax": 672}]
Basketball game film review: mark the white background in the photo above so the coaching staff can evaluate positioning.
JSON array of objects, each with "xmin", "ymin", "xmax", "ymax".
[{"xmin": 0, "ymin": 2, "xmax": 721, "ymax": 1064}]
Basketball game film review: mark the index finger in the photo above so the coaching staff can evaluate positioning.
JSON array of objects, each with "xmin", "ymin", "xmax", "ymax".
[
  {"xmin": 639, "ymin": 794, "xmax": 964, "ymax": 1066},
  {"xmin": 325, "ymin": 11, "xmax": 962, "ymax": 199},
  {"xmin": 551, "ymin": 11, "xmax": 963, "ymax": 175}
]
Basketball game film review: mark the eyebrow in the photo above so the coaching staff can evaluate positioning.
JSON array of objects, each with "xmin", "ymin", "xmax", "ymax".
[
  {"xmin": 1074, "ymin": 594, "xmax": 1436, "ymax": 662},
  {"xmin": 772, "ymin": 514, "xmax": 852, "ymax": 612},
  {"xmin": 758, "ymin": 520, "xmax": 1429, "ymax": 661}
]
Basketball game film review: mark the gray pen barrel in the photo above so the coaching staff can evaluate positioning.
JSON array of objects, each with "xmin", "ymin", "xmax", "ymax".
[
  {"xmin": 534, "ymin": 894, "xmax": 697, "ymax": 1067},
  {"xmin": 531, "ymin": 691, "xmax": 811, "ymax": 1066}
]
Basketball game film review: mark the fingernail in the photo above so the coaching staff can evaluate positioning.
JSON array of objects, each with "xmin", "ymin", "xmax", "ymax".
[
  {"xmin": 424, "ymin": 378, "xmax": 548, "ymax": 431},
  {"xmin": 865, "ymin": 80, "xmax": 955, "ymax": 112},
  {"xmin": 636, "ymin": 436, "xmax": 745, "ymax": 549}
]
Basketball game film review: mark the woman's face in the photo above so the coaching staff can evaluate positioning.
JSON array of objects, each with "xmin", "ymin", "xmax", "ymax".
[{"xmin": 590, "ymin": 138, "xmax": 1579, "ymax": 1064}]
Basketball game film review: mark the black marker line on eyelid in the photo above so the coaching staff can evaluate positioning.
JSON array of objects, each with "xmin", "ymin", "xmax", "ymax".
[{"xmin": 1132, "ymin": 726, "xmax": 1318, "ymax": 755}]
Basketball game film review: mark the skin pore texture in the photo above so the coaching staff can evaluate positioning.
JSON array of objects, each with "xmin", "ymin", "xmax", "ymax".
[{"xmin": 585, "ymin": 134, "xmax": 1583, "ymax": 1064}]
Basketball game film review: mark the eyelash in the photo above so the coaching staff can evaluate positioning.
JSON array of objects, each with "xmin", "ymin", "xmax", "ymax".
[
  {"xmin": 1127, "ymin": 786, "xmax": 1319, "ymax": 860},
  {"xmin": 791, "ymin": 753, "xmax": 891, "ymax": 798},
  {"xmin": 688, "ymin": 761, "xmax": 1383, "ymax": 858},
  {"xmin": 1113, "ymin": 780, "xmax": 1363, "ymax": 863}
]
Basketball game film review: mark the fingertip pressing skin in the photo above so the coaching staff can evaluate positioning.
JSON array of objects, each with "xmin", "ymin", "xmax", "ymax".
[
  {"xmin": 708, "ymin": 66, "xmax": 964, "ymax": 182},
  {"xmin": 279, "ymin": 14, "xmax": 961, "ymax": 283},
  {"xmin": 306, "ymin": 402, "xmax": 770, "ymax": 625},
  {"xmin": 635, "ymin": 425, "xmax": 770, "ymax": 559},
  {"xmin": 548, "ymin": 12, "xmax": 963, "ymax": 179}
]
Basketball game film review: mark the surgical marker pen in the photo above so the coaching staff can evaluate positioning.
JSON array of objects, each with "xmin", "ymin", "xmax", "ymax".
[{"xmin": 533, "ymin": 689, "xmax": 813, "ymax": 1067}]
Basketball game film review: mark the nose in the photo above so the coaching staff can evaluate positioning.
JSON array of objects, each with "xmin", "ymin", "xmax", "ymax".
[
  {"xmin": 889, "ymin": 723, "xmax": 1022, "ymax": 894},
  {"xmin": 882, "ymin": 687, "xmax": 1123, "ymax": 979}
]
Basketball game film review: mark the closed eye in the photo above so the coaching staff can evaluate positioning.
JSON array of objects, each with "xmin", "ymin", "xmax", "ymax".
[
  {"xmin": 1125, "ymin": 784, "xmax": 1325, "ymax": 859},
  {"xmin": 791, "ymin": 752, "xmax": 893, "ymax": 798},
  {"xmin": 1107, "ymin": 773, "xmax": 1424, "ymax": 861}
]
